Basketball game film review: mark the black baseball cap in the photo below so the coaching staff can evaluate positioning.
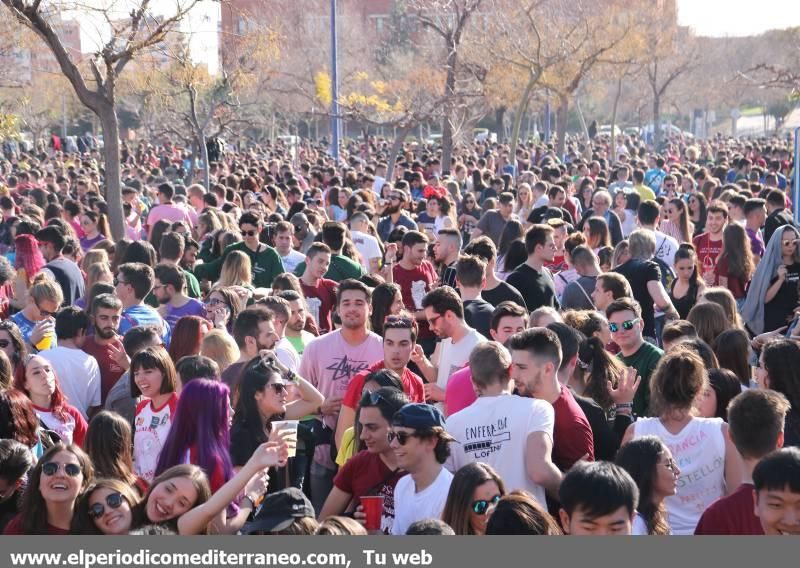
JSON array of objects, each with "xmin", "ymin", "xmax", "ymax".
[
  {"xmin": 241, "ymin": 488, "xmax": 315, "ymax": 534},
  {"xmin": 392, "ymin": 403, "xmax": 446, "ymax": 430}
]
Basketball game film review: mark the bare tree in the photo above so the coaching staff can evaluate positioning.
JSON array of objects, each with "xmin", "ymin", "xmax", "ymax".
[{"xmin": 1, "ymin": 0, "xmax": 203, "ymax": 240}]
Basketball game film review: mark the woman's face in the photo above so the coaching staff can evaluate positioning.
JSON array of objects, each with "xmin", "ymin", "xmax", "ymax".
[
  {"xmin": 582, "ymin": 225, "xmax": 594, "ymax": 245},
  {"xmin": 518, "ymin": 188, "xmax": 530, "ymax": 203},
  {"xmin": 254, "ymin": 378, "xmax": 288, "ymax": 418},
  {"xmin": 654, "ymin": 449, "xmax": 680, "ymax": 499},
  {"xmin": 665, "ymin": 203, "xmax": 679, "ymax": 223},
  {"xmin": 338, "ymin": 191, "xmax": 349, "ymax": 208},
  {"xmin": 469, "ymin": 480, "xmax": 501, "ymax": 535},
  {"xmin": 688, "ymin": 197, "xmax": 698, "ymax": 214},
  {"xmin": 427, "ymin": 198, "xmax": 440, "ymax": 216},
  {"xmin": 755, "ymin": 355, "xmax": 770, "ymax": 389},
  {"xmin": 781, "ymin": 229, "xmax": 797, "ymax": 257},
  {"xmin": 583, "ymin": 186, "xmax": 594, "ymax": 200},
  {"xmin": 675, "ymin": 258, "xmax": 695, "ymax": 281},
  {"xmin": 25, "ymin": 355, "xmax": 56, "ymax": 400},
  {"xmin": 614, "ymin": 192, "xmax": 626, "ymax": 209},
  {"xmin": 146, "ymin": 477, "xmax": 198, "ymax": 523},
  {"xmin": 593, "ymin": 321, "xmax": 612, "ymax": 346},
  {"xmin": 39, "ymin": 450, "xmax": 83, "ymax": 505},
  {"xmin": 696, "ymin": 384, "xmax": 717, "ymax": 418},
  {"xmin": 681, "ymin": 177, "xmax": 694, "ymax": 191},
  {"xmin": 464, "ymin": 196, "xmax": 476, "ymax": 210},
  {"xmin": 390, "ymin": 291, "xmax": 405, "ymax": 315},
  {"xmin": 81, "ymin": 215, "xmax": 97, "ymax": 233},
  {"xmin": 90, "ymin": 487, "xmax": 133, "ymax": 535},
  {"xmin": 0, "ymin": 329, "xmax": 17, "ymax": 361},
  {"xmin": 133, "ymin": 366, "xmax": 164, "ymax": 399}
]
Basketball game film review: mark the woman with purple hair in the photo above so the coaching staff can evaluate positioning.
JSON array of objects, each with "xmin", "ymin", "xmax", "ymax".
[{"xmin": 154, "ymin": 379, "xmax": 233, "ymax": 495}]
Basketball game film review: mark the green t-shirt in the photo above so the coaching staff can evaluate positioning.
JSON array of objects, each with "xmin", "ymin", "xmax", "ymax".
[
  {"xmin": 193, "ymin": 241, "xmax": 285, "ymax": 289},
  {"xmin": 286, "ymin": 331, "xmax": 315, "ymax": 356},
  {"xmin": 618, "ymin": 341, "xmax": 664, "ymax": 417},
  {"xmin": 293, "ymin": 254, "xmax": 365, "ymax": 282}
]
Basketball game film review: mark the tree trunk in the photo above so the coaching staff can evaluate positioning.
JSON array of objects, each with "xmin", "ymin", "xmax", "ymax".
[
  {"xmin": 495, "ymin": 106, "xmax": 506, "ymax": 137},
  {"xmin": 386, "ymin": 123, "xmax": 413, "ymax": 182},
  {"xmin": 441, "ymin": 45, "xmax": 457, "ymax": 175},
  {"xmin": 509, "ymin": 74, "xmax": 537, "ymax": 175},
  {"xmin": 610, "ymin": 75, "xmax": 623, "ymax": 156},
  {"xmin": 556, "ymin": 93, "xmax": 569, "ymax": 159},
  {"xmin": 198, "ymin": 130, "xmax": 210, "ymax": 190},
  {"xmin": 653, "ymin": 94, "xmax": 661, "ymax": 150},
  {"xmin": 97, "ymin": 105, "xmax": 125, "ymax": 241}
]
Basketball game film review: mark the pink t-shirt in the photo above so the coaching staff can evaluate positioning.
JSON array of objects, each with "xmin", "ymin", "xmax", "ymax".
[
  {"xmin": 443, "ymin": 365, "xmax": 476, "ymax": 418},
  {"xmin": 146, "ymin": 204, "xmax": 193, "ymax": 233}
]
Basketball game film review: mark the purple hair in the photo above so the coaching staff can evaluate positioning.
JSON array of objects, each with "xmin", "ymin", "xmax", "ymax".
[{"xmin": 154, "ymin": 379, "xmax": 234, "ymax": 488}]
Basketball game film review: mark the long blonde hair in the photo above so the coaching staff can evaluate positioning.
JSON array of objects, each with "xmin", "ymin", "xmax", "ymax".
[
  {"xmin": 200, "ymin": 329, "xmax": 240, "ymax": 373},
  {"xmin": 218, "ymin": 250, "xmax": 252, "ymax": 287},
  {"xmin": 30, "ymin": 272, "xmax": 64, "ymax": 306},
  {"xmin": 81, "ymin": 249, "xmax": 109, "ymax": 273}
]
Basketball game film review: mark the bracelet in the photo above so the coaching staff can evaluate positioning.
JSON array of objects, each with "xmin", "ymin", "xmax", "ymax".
[
  {"xmin": 286, "ymin": 370, "xmax": 299, "ymax": 383},
  {"xmin": 615, "ymin": 403, "xmax": 633, "ymax": 409}
]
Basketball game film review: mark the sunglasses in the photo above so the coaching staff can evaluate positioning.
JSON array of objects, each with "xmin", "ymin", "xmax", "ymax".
[
  {"xmin": 42, "ymin": 462, "xmax": 81, "ymax": 477},
  {"xmin": 387, "ymin": 431, "xmax": 421, "ymax": 445},
  {"xmin": 0, "ymin": 340, "xmax": 9, "ymax": 349},
  {"xmin": 35, "ymin": 303, "xmax": 56, "ymax": 318},
  {"xmin": 360, "ymin": 391, "xmax": 389, "ymax": 406},
  {"xmin": 269, "ymin": 382, "xmax": 288, "ymax": 394},
  {"xmin": 88, "ymin": 492, "xmax": 125, "ymax": 519},
  {"xmin": 242, "ymin": 230, "xmax": 258, "ymax": 237},
  {"xmin": 389, "ymin": 195, "xmax": 403, "ymax": 201},
  {"xmin": 609, "ymin": 318, "xmax": 640, "ymax": 333},
  {"xmin": 472, "ymin": 494, "xmax": 501, "ymax": 515},
  {"xmin": 384, "ymin": 315, "xmax": 414, "ymax": 325},
  {"xmin": 783, "ymin": 240, "xmax": 799, "ymax": 247}
]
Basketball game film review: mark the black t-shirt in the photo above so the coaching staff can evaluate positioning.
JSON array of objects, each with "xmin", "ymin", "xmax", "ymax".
[
  {"xmin": 230, "ymin": 420, "xmax": 293, "ymax": 493},
  {"xmin": 482, "ymin": 280, "xmax": 526, "ymax": 309},
  {"xmin": 613, "ymin": 258, "xmax": 661, "ymax": 339},
  {"xmin": 764, "ymin": 262, "xmax": 800, "ymax": 332},
  {"xmin": 464, "ymin": 299, "xmax": 494, "ymax": 340},
  {"xmin": 441, "ymin": 263, "xmax": 458, "ymax": 289},
  {"xmin": 506, "ymin": 263, "xmax": 559, "ymax": 312}
]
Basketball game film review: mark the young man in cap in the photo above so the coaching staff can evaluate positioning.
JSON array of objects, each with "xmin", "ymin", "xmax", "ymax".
[
  {"xmin": 752, "ymin": 447, "xmax": 800, "ymax": 535},
  {"xmin": 390, "ymin": 403, "xmax": 455, "ymax": 535},
  {"xmin": 241, "ymin": 488, "xmax": 318, "ymax": 535}
]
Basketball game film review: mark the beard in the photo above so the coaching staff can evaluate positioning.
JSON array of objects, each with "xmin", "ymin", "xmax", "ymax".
[
  {"xmin": 95, "ymin": 324, "xmax": 117, "ymax": 340},
  {"xmin": 384, "ymin": 203, "xmax": 402, "ymax": 215}
]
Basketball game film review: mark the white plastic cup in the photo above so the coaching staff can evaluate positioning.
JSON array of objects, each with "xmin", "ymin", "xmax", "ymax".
[{"xmin": 272, "ymin": 420, "xmax": 299, "ymax": 458}]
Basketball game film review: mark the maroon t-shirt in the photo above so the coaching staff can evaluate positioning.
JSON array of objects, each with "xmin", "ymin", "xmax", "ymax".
[
  {"xmin": 333, "ymin": 450, "xmax": 405, "ymax": 534},
  {"xmin": 693, "ymin": 233, "xmax": 723, "ymax": 277},
  {"xmin": 551, "ymin": 385, "xmax": 595, "ymax": 471},
  {"xmin": 81, "ymin": 335, "xmax": 125, "ymax": 405},
  {"xmin": 3, "ymin": 515, "xmax": 70, "ymax": 535},
  {"xmin": 393, "ymin": 261, "xmax": 437, "ymax": 340},
  {"xmin": 300, "ymin": 278, "xmax": 338, "ymax": 333},
  {"xmin": 694, "ymin": 483, "xmax": 764, "ymax": 535}
]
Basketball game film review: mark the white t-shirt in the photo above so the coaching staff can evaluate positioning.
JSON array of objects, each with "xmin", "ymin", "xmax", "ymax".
[
  {"xmin": 632, "ymin": 512, "xmax": 649, "ymax": 535},
  {"xmin": 633, "ymin": 417, "xmax": 726, "ymax": 535},
  {"xmin": 435, "ymin": 328, "xmax": 485, "ymax": 411},
  {"xmin": 276, "ymin": 337, "xmax": 300, "ymax": 372},
  {"xmin": 446, "ymin": 394, "xmax": 554, "ymax": 507},
  {"xmin": 351, "ymin": 230, "xmax": 382, "ymax": 271},
  {"xmin": 133, "ymin": 393, "xmax": 178, "ymax": 482},
  {"xmin": 653, "ymin": 230, "xmax": 678, "ymax": 267},
  {"xmin": 280, "ymin": 249, "xmax": 306, "ymax": 274},
  {"xmin": 391, "ymin": 467, "xmax": 454, "ymax": 535},
  {"xmin": 40, "ymin": 346, "xmax": 101, "ymax": 419}
]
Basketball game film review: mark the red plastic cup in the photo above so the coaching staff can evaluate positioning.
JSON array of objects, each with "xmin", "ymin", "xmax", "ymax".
[{"xmin": 360, "ymin": 496, "xmax": 384, "ymax": 531}]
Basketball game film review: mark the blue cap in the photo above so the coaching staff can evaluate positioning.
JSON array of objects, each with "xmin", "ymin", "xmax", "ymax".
[{"xmin": 392, "ymin": 403, "xmax": 446, "ymax": 430}]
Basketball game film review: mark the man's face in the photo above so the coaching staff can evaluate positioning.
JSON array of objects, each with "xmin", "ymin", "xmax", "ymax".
[
  {"xmin": 510, "ymin": 350, "xmax": 550, "ymax": 398},
  {"xmin": 308, "ymin": 252, "xmax": 331, "ymax": 279},
  {"xmin": 755, "ymin": 487, "xmax": 800, "ymax": 535},
  {"xmin": 592, "ymin": 280, "xmax": 614, "ymax": 312},
  {"xmin": 152, "ymin": 279, "xmax": 172, "ymax": 305},
  {"xmin": 607, "ymin": 309, "xmax": 642, "ymax": 352},
  {"xmin": 338, "ymin": 289, "xmax": 370, "ymax": 330},
  {"xmin": 749, "ymin": 206, "xmax": 767, "ymax": 228},
  {"xmin": 240, "ymin": 223, "xmax": 261, "ymax": 248},
  {"xmin": 560, "ymin": 506, "xmax": 633, "ymax": 536},
  {"xmin": 404, "ymin": 243, "xmax": 428, "ymax": 267},
  {"xmin": 490, "ymin": 316, "xmax": 526, "ymax": 345},
  {"xmin": 286, "ymin": 300, "xmax": 306, "ymax": 333},
  {"xmin": 389, "ymin": 426, "xmax": 431, "ymax": 472},
  {"xmin": 536, "ymin": 236, "xmax": 557, "ymax": 263},
  {"xmin": 274, "ymin": 230, "xmax": 293, "ymax": 254},
  {"xmin": 94, "ymin": 307, "xmax": 121, "ymax": 339},
  {"xmin": 359, "ymin": 407, "xmax": 391, "ymax": 454},
  {"xmin": 706, "ymin": 211, "xmax": 726, "ymax": 236},
  {"xmin": 182, "ymin": 246, "xmax": 198, "ymax": 270},
  {"xmin": 433, "ymin": 236, "xmax": 453, "ymax": 263},
  {"xmin": 38, "ymin": 241, "xmax": 56, "ymax": 262},
  {"xmin": 254, "ymin": 319, "xmax": 279, "ymax": 351},
  {"xmin": 424, "ymin": 307, "xmax": 453, "ymax": 339},
  {"xmin": 499, "ymin": 200, "xmax": 514, "ymax": 218},
  {"xmin": 550, "ymin": 191, "xmax": 566, "ymax": 208},
  {"xmin": 383, "ymin": 327, "xmax": 414, "ymax": 372}
]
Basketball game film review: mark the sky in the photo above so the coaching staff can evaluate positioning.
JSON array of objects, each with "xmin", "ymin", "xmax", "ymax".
[{"xmin": 677, "ymin": 0, "xmax": 800, "ymax": 37}]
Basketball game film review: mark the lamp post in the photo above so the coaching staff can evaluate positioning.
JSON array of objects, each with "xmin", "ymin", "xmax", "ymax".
[{"xmin": 330, "ymin": 0, "xmax": 340, "ymax": 162}]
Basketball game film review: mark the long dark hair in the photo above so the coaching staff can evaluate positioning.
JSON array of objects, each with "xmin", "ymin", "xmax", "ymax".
[
  {"xmin": 441, "ymin": 462, "xmax": 506, "ymax": 535},
  {"xmin": 0, "ymin": 388, "xmax": 40, "ymax": 447},
  {"xmin": 84, "ymin": 411, "xmax": 138, "ymax": 488},
  {"xmin": 19, "ymin": 443, "xmax": 94, "ymax": 534},
  {"xmin": 71, "ymin": 478, "xmax": 142, "ymax": 535},
  {"xmin": 576, "ymin": 336, "xmax": 625, "ymax": 411},
  {"xmin": 674, "ymin": 245, "xmax": 702, "ymax": 288},
  {"xmin": 168, "ymin": 316, "xmax": 207, "ymax": 362},
  {"xmin": 719, "ymin": 223, "xmax": 754, "ymax": 281},
  {"xmin": 616, "ymin": 437, "xmax": 671, "ymax": 535},
  {"xmin": 706, "ymin": 368, "xmax": 743, "ymax": 420},
  {"xmin": 713, "ymin": 329, "xmax": 751, "ymax": 387},
  {"xmin": 370, "ymin": 282, "xmax": 401, "ymax": 335},
  {"xmin": 207, "ymin": 286, "xmax": 244, "ymax": 334},
  {"xmin": 762, "ymin": 339, "xmax": 800, "ymax": 411},
  {"xmin": 232, "ymin": 357, "xmax": 284, "ymax": 446},
  {"xmin": 498, "ymin": 219, "xmax": 524, "ymax": 259}
]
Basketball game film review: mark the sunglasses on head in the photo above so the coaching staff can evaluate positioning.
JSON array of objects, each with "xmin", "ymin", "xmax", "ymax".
[
  {"xmin": 609, "ymin": 318, "xmax": 640, "ymax": 333},
  {"xmin": 472, "ymin": 494, "xmax": 501, "ymax": 515},
  {"xmin": 360, "ymin": 390, "xmax": 388, "ymax": 406},
  {"xmin": 88, "ymin": 492, "xmax": 125, "ymax": 519},
  {"xmin": 41, "ymin": 461, "xmax": 81, "ymax": 477},
  {"xmin": 387, "ymin": 430, "xmax": 422, "ymax": 445}
]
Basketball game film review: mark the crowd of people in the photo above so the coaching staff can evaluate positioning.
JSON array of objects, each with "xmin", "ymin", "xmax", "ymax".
[{"xmin": 0, "ymin": 131, "xmax": 799, "ymax": 537}]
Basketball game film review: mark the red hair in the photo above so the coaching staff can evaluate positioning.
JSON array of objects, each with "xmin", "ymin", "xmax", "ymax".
[
  {"xmin": 168, "ymin": 316, "xmax": 208, "ymax": 363},
  {"xmin": 13, "ymin": 355, "xmax": 69, "ymax": 422},
  {"xmin": 14, "ymin": 234, "xmax": 46, "ymax": 282}
]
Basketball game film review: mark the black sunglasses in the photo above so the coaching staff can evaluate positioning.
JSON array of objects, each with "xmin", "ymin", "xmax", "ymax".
[
  {"xmin": 41, "ymin": 462, "xmax": 81, "ymax": 477},
  {"xmin": 88, "ymin": 492, "xmax": 125, "ymax": 519},
  {"xmin": 0, "ymin": 339, "xmax": 9, "ymax": 349},
  {"xmin": 269, "ymin": 382, "xmax": 288, "ymax": 394},
  {"xmin": 387, "ymin": 431, "xmax": 421, "ymax": 445},
  {"xmin": 472, "ymin": 494, "xmax": 501, "ymax": 515},
  {"xmin": 36, "ymin": 303, "xmax": 56, "ymax": 318},
  {"xmin": 242, "ymin": 230, "xmax": 258, "ymax": 237}
]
